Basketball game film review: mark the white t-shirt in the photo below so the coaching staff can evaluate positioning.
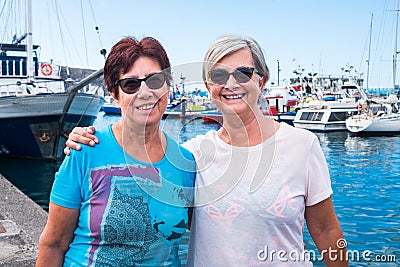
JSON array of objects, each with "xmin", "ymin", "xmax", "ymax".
[{"xmin": 183, "ymin": 122, "xmax": 332, "ymax": 266}]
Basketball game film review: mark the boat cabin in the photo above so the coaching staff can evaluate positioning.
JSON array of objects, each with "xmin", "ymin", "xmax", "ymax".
[{"xmin": 0, "ymin": 43, "xmax": 40, "ymax": 76}]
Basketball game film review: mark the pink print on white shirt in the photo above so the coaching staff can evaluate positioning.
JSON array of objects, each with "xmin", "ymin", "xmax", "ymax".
[
  {"xmin": 203, "ymin": 200, "xmax": 245, "ymax": 221},
  {"xmin": 266, "ymin": 183, "xmax": 299, "ymax": 218}
]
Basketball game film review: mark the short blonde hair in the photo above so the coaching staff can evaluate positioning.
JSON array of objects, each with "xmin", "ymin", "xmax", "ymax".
[{"xmin": 202, "ymin": 34, "xmax": 270, "ymax": 83}]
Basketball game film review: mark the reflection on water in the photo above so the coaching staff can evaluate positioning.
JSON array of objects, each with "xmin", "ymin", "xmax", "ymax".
[{"xmin": 1, "ymin": 114, "xmax": 399, "ymax": 265}]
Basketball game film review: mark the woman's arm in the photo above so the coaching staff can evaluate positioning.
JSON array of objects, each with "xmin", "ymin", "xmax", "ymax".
[
  {"xmin": 36, "ymin": 202, "xmax": 80, "ymax": 267},
  {"xmin": 305, "ymin": 197, "xmax": 348, "ymax": 267},
  {"xmin": 64, "ymin": 126, "xmax": 98, "ymax": 155}
]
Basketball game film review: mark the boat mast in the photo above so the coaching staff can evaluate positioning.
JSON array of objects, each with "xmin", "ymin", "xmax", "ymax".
[
  {"xmin": 393, "ymin": 0, "xmax": 399, "ymax": 91},
  {"xmin": 26, "ymin": 0, "xmax": 34, "ymax": 83},
  {"xmin": 366, "ymin": 13, "xmax": 373, "ymax": 91}
]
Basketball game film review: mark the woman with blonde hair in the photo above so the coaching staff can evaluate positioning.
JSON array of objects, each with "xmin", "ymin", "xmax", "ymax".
[{"xmin": 65, "ymin": 34, "xmax": 346, "ymax": 266}]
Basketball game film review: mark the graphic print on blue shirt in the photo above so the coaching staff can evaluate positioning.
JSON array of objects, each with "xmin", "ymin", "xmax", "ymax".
[
  {"xmin": 86, "ymin": 164, "xmax": 188, "ymax": 266},
  {"xmin": 95, "ymin": 188, "xmax": 159, "ymax": 265}
]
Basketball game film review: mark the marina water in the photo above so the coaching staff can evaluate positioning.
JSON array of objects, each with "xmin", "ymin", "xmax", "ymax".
[{"xmin": 0, "ymin": 112, "xmax": 399, "ymax": 266}]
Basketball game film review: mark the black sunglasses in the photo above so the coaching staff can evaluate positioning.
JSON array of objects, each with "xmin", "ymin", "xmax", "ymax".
[
  {"xmin": 115, "ymin": 71, "xmax": 166, "ymax": 94},
  {"xmin": 208, "ymin": 67, "xmax": 260, "ymax": 85}
]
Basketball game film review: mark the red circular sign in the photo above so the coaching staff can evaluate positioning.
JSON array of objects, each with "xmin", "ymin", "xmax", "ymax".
[{"xmin": 40, "ymin": 63, "xmax": 53, "ymax": 76}]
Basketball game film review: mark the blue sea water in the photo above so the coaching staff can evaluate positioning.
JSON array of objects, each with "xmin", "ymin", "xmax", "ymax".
[
  {"xmin": 305, "ymin": 131, "xmax": 400, "ymax": 266},
  {"xmin": 0, "ymin": 112, "xmax": 399, "ymax": 266}
]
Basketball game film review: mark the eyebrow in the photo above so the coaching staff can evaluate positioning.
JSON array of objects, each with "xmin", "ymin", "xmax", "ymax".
[{"xmin": 122, "ymin": 71, "xmax": 160, "ymax": 79}]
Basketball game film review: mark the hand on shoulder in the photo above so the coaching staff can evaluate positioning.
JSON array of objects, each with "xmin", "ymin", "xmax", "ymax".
[{"xmin": 64, "ymin": 126, "xmax": 98, "ymax": 156}]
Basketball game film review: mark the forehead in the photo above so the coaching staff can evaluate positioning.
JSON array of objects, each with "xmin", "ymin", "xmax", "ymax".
[
  {"xmin": 125, "ymin": 56, "xmax": 162, "ymax": 77},
  {"xmin": 215, "ymin": 48, "xmax": 254, "ymax": 69}
]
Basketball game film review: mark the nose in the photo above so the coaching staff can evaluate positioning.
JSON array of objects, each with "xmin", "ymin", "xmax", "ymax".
[
  {"xmin": 224, "ymin": 73, "xmax": 239, "ymax": 89},
  {"xmin": 136, "ymin": 82, "xmax": 153, "ymax": 98}
]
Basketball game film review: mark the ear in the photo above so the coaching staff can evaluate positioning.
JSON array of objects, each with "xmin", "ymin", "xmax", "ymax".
[{"xmin": 110, "ymin": 92, "xmax": 120, "ymax": 107}]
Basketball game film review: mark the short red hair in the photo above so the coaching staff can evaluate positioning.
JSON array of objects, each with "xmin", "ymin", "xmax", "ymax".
[{"xmin": 104, "ymin": 36, "xmax": 171, "ymax": 99}]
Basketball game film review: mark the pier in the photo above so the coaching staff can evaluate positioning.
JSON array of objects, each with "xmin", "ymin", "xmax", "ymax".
[{"xmin": 0, "ymin": 174, "xmax": 47, "ymax": 266}]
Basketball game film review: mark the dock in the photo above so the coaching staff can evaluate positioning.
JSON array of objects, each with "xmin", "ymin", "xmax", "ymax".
[
  {"xmin": 162, "ymin": 110, "xmax": 203, "ymax": 120},
  {"xmin": 0, "ymin": 174, "xmax": 47, "ymax": 266}
]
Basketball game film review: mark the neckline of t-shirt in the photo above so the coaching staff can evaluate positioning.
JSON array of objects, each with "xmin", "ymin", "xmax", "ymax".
[
  {"xmin": 107, "ymin": 124, "xmax": 168, "ymax": 166},
  {"xmin": 214, "ymin": 122, "xmax": 287, "ymax": 151}
]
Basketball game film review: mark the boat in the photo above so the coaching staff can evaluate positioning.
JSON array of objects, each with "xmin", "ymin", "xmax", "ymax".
[
  {"xmin": 345, "ymin": 0, "xmax": 400, "ymax": 134},
  {"xmin": 346, "ymin": 95, "xmax": 400, "ymax": 133},
  {"xmin": 163, "ymin": 88, "xmax": 215, "ymax": 120},
  {"xmin": 163, "ymin": 98, "xmax": 212, "ymax": 119},
  {"xmin": 261, "ymin": 85, "xmax": 299, "ymax": 125},
  {"xmin": 102, "ymin": 95, "xmax": 121, "ymax": 115},
  {"xmin": 162, "ymin": 108, "xmax": 206, "ymax": 120},
  {"xmin": 0, "ymin": 0, "xmax": 104, "ymax": 160},
  {"xmin": 293, "ymin": 82, "xmax": 367, "ymax": 131}
]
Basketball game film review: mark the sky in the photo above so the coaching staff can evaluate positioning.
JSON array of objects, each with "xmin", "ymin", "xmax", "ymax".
[{"xmin": 1, "ymin": 0, "xmax": 398, "ymax": 89}]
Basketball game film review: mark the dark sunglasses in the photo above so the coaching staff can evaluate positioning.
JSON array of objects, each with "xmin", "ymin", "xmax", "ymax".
[
  {"xmin": 208, "ymin": 67, "xmax": 260, "ymax": 85},
  {"xmin": 115, "ymin": 71, "xmax": 166, "ymax": 94}
]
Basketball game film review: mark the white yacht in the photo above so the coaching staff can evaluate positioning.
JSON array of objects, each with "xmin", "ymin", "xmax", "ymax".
[{"xmin": 293, "ymin": 83, "xmax": 367, "ymax": 131}]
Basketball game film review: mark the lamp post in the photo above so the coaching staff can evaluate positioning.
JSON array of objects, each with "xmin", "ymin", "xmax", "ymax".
[
  {"xmin": 180, "ymin": 73, "xmax": 186, "ymax": 94},
  {"xmin": 179, "ymin": 74, "xmax": 187, "ymax": 119},
  {"xmin": 277, "ymin": 60, "xmax": 281, "ymax": 86}
]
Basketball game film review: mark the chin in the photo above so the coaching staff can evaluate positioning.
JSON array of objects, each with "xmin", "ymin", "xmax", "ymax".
[
  {"xmin": 143, "ymin": 113, "xmax": 162, "ymax": 125},
  {"xmin": 221, "ymin": 101, "xmax": 249, "ymax": 113}
]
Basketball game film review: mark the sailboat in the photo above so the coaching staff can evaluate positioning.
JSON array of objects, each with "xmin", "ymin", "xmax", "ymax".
[
  {"xmin": 346, "ymin": 0, "xmax": 400, "ymax": 134},
  {"xmin": 0, "ymin": 0, "xmax": 104, "ymax": 160},
  {"xmin": 346, "ymin": 95, "xmax": 400, "ymax": 133}
]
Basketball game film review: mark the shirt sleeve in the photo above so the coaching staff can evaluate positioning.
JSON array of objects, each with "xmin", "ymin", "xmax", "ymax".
[
  {"xmin": 305, "ymin": 136, "xmax": 333, "ymax": 206},
  {"xmin": 50, "ymin": 149, "xmax": 85, "ymax": 209}
]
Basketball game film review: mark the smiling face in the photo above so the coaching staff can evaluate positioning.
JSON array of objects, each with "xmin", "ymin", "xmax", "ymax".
[
  {"xmin": 113, "ymin": 56, "xmax": 169, "ymax": 127},
  {"xmin": 207, "ymin": 48, "xmax": 264, "ymax": 116}
]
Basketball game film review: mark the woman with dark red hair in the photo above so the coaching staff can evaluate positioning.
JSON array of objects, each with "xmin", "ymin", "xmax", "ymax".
[{"xmin": 36, "ymin": 37, "xmax": 196, "ymax": 267}]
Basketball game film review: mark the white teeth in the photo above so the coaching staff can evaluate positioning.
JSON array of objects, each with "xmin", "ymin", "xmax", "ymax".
[
  {"xmin": 137, "ymin": 103, "xmax": 156, "ymax": 110},
  {"xmin": 224, "ymin": 94, "xmax": 244, "ymax": 99}
]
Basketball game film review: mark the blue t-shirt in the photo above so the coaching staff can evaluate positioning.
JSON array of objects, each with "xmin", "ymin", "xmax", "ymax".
[{"xmin": 50, "ymin": 125, "xmax": 196, "ymax": 266}]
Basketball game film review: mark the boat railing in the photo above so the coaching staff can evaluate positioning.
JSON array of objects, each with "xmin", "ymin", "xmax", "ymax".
[
  {"xmin": 0, "ymin": 57, "xmax": 38, "ymax": 77},
  {"xmin": 308, "ymin": 100, "xmax": 329, "ymax": 110},
  {"xmin": 0, "ymin": 75, "xmax": 65, "ymax": 96},
  {"xmin": 0, "ymin": 57, "xmax": 62, "ymax": 79},
  {"xmin": 0, "ymin": 83, "xmax": 26, "ymax": 96}
]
